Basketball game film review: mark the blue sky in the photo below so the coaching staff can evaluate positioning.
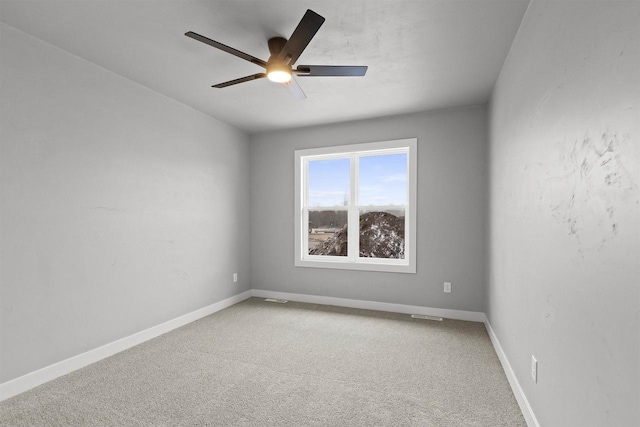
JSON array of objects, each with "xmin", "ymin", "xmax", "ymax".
[{"xmin": 308, "ymin": 153, "xmax": 407, "ymax": 207}]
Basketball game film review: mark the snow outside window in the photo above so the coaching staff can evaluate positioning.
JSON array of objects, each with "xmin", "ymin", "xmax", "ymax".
[{"xmin": 294, "ymin": 138, "xmax": 417, "ymax": 273}]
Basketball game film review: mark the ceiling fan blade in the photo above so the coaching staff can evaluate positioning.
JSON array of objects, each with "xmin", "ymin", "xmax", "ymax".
[
  {"xmin": 185, "ymin": 31, "xmax": 267, "ymax": 68},
  {"xmin": 278, "ymin": 10, "xmax": 325, "ymax": 65},
  {"xmin": 281, "ymin": 77, "xmax": 307, "ymax": 101},
  {"xmin": 213, "ymin": 73, "xmax": 267, "ymax": 88},
  {"xmin": 295, "ymin": 65, "xmax": 368, "ymax": 77}
]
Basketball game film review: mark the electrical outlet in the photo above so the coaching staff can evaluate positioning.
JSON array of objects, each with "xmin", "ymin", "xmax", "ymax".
[
  {"xmin": 531, "ymin": 355, "xmax": 538, "ymax": 383},
  {"xmin": 233, "ymin": 273, "xmax": 238, "ymax": 283},
  {"xmin": 444, "ymin": 282, "xmax": 451, "ymax": 293}
]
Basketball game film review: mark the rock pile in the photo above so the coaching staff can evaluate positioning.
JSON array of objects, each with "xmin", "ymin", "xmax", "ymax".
[{"xmin": 309, "ymin": 211, "xmax": 404, "ymax": 258}]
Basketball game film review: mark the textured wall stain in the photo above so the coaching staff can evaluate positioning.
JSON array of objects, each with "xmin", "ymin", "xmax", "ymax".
[
  {"xmin": 539, "ymin": 130, "xmax": 637, "ymax": 254},
  {"xmin": 542, "ymin": 294, "xmax": 557, "ymax": 329}
]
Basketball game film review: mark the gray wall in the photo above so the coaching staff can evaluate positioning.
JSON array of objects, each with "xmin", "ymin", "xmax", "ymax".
[
  {"xmin": 0, "ymin": 24, "xmax": 251, "ymax": 383},
  {"xmin": 251, "ymin": 106, "xmax": 488, "ymax": 312},
  {"xmin": 487, "ymin": 1, "xmax": 639, "ymax": 426}
]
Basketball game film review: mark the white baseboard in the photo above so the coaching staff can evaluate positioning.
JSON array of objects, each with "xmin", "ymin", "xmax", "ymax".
[
  {"xmin": 483, "ymin": 317, "xmax": 540, "ymax": 427},
  {"xmin": 0, "ymin": 290, "xmax": 253, "ymax": 402},
  {"xmin": 251, "ymin": 289, "xmax": 485, "ymax": 322}
]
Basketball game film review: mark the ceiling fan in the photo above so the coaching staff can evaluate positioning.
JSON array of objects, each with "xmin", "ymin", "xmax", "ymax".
[{"xmin": 185, "ymin": 9, "xmax": 368, "ymax": 100}]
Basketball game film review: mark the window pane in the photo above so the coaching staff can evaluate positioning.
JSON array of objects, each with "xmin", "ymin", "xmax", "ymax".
[
  {"xmin": 359, "ymin": 209, "xmax": 405, "ymax": 259},
  {"xmin": 358, "ymin": 153, "xmax": 407, "ymax": 206},
  {"xmin": 308, "ymin": 210, "xmax": 348, "ymax": 256},
  {"xmin": 308, "ymin": 158, "xmax": 350, "ymax": 207}
]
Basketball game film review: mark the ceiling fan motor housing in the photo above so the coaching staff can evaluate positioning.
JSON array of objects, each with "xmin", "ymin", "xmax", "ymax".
[{"xmin": 268, "ymin": 37, "xmax": 288, "ymax": 57}]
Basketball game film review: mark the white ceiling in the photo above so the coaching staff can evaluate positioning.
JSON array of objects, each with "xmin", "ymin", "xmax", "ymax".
[{"xmin": 0, "ymin": 0, "xmax": 529, "ymax": 134}]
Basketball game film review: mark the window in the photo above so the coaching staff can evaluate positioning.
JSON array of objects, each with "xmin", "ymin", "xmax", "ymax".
[{"xmin": 294, "ymin": 138, "xmax": 417, "ymax": 273}]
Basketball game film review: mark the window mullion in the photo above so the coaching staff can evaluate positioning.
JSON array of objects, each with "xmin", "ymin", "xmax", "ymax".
[{"xmin": 349, "ymin": 153, "xmax": 359, "ymax": 261}]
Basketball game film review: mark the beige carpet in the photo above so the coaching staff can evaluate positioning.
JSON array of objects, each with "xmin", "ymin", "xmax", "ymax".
[{"xmin": 0, "ymin": 298, "xmax": 526, "ymax": 426}]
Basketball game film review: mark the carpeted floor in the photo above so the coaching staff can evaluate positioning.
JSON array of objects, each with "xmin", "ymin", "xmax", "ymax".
[{"xmin": 0, "ymin": 298, "xmax": 526, "ymax": 426}]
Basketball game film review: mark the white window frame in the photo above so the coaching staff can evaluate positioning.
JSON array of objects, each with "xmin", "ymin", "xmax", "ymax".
[{"xmin": 294, "ymin": 138, "xmax": 417, "ymax": 273}]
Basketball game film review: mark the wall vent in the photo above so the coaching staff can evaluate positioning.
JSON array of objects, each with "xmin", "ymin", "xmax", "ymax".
[
  {"xmin": 265, "ymin": 298, "xmax": 288, "ymax": 304},
  {"xmin": 411, "ymin": 314, "xmax": 443, "ymax": 321}
]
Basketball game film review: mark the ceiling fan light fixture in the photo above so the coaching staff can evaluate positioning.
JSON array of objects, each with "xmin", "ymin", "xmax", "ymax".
[
  {"xmin": 266, "ymin": 62, "xmax": 292, "ymax": 83},
  {"xmin": 267, "ymin": 70, "xmax": 292, "ymax": 83}
]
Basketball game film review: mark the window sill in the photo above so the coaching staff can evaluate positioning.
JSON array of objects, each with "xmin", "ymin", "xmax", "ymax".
[{"xmin": 295, "ymin": 258, "xmax": 416, "ymax": 274}]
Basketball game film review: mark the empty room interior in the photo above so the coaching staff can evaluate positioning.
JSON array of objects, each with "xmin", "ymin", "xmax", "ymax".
[{"xmin": 0, "ymin": 0, "xmax": 638, "ymax": 426}]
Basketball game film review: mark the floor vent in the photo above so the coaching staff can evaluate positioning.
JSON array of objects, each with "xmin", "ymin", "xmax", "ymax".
[
  {"xmin": 411, "ymin": 314, "xmax": 443, "ymax": 321},
  {"xmin": 265, "ymin": 298, "xmax": 288, "ymax": 304}
]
